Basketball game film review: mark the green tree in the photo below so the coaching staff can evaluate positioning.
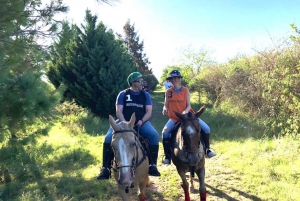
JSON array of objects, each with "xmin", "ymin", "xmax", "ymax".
[
  {"xmin": 48, "ymin": 10, "xmax": 137, "ymax": 118},
  {"xmin": 47, "ymin": 21, "xmax": 78, "ymax": 88},
  {"xmin": 177, "ymin": 46, "xmax": 215, "ymax": 103},
  {"xmin": 121, "ymin": 20, "xmax": 158, "ymax": 90},
  {"xmin": 0, "ymin": 0, "xmax": 67, "ymax": 140}
]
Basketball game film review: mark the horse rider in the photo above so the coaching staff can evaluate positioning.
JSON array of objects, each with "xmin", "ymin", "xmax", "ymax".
[
  {"xmin": 97, "ymin": 72, "xmax": 161, "ymax": 180},
  {"xmin": 161, "ymin": 70, "xmax": 217, "ymax": 164}
]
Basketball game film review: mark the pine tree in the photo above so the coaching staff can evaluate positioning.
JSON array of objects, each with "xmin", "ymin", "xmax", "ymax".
[
  {"xmin": 48, "ymin": 10, "xmax": 137, "ymax": 118},
  {"xmin": 122, "ymin": 20, "xmax": 158, "ymax": 90},
  {"xmin": 0, "ymin": 0, "xmax": 67, "ymax": 141}
]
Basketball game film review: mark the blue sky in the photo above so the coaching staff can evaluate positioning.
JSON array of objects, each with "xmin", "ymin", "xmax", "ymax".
[{"xmin": 57, "ymin": 0, "xmax": 300, "ymax": 79}]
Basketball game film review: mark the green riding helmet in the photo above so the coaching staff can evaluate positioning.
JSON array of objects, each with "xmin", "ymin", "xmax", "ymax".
[{"xmin": 127, "ymin": 72, "xmax": 143, "ymax": 86}]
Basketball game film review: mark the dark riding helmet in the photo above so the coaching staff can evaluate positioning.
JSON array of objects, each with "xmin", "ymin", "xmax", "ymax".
[{"xmin": 167, "ymin": 70, "xmax": 183, "ymax": 80}]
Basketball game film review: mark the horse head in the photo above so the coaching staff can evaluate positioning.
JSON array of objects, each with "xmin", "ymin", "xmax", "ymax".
[
  {"xmin": 109, "ymin": 113, "xmax": 137, "ymax": 188},
  {"xmin": 173, "ymin": 106, "xmax": 205, "ymax": 166}
]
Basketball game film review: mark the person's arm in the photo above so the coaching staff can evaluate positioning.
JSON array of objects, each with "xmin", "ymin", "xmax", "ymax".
[
  {"xmin": 115, "ymin": 91, "xmax": 126, "ymax": 122},
  {"xmin": 136, "ymin": 92, "xmax": 152, "ymax": 126},
  {"xmin": 162, "ymin": 90, "xmax": 169, "ymax": 115},
  {"xmin": 143, "ymin": 105, "xmax": 152, "ymax": 122},
  {"xmin": 183, "ymin": 87, "xmax": 191, "ymax": 114},
  {"xmin": 135, "ymin": 104, "xmax": 152, "ymax": 127},
  {"xmin": 116, "ymin": 105, "xmax": 126, "ymax": 122}
]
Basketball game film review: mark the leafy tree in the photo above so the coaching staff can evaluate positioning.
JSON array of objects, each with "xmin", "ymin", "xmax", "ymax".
[
  {"xmin": 176, "ymin": 46, "xmax": 215, "ymax": 103},
  {"xmin": 121, "ymin": 20, "xmax": 158, "ymax": 90},
  {"xmin": 0, "ymin": 0, "xmax": 67, "ymax": 140},
  {"xmin": 48, "ymin": 10, "xmax": 137, "ymax": 118}
]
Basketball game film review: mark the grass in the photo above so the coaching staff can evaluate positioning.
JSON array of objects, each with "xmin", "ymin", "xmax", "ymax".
[{"xmin": 0, "ymin": 86, "xmax": 299, "ymax": 200}]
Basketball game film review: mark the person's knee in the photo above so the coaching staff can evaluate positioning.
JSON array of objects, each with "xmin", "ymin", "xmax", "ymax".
[
  {"xmin": 200, "ymin": 121, "xmax": 210, "ymax": 134},
  {"xmin": 162, "ymin": 127, "xmax": 171, "ymax": 139}
]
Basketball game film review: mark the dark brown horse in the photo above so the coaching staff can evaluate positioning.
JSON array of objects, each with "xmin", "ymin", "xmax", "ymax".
[
  {"xmin": 171, "ymin": 106, "xmax": 207, "ymax": 201},
  {"xmin": 109, "ymin": 113, "xmax": 150, "ymax": 201}
]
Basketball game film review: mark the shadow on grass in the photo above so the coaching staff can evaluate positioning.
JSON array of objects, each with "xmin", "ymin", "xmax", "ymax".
[
  {"xmin": 206, "ymin": 184, "xmax": 262, "ymax": 201},
  {"xmin": 78, "ymin": 115, "xmax": 110, "ymax": 136},
  {"xmin": 0, "ymin": 136, "xmax": 117, "ymax": 201}
]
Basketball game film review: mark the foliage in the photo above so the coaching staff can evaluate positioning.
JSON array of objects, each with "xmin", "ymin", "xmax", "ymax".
[
  {"xmin": 0, "ymin": 87, "xmax": 299, "ymax": 201},
  {"xmin": 191, "ymin": 64, "xmax": 226, "ymax": 105},
  {"xmin": 47, "ymin": 10, "xmax": 137, "ymax": 118},
  {"xmin": 120, "ymin": 20, "xmax": 158, "ymax": 90},
  {"xmin": 0, "ymin": 0, "xmax": 67, "ymax": 140},
  {"xmin": 178, "ymin": 45, "xmax": 215, "ymax": 86},
  {"xmin": 159, "ymin": 65, "xmax": 188, "ymax": 85},
  {"xmin": 196, "ymin": 34, "xmax": 300, "ymax": 137},
  {"xmin": 47, "ymin": 22, "xmax": 78, "ymax": 88}
]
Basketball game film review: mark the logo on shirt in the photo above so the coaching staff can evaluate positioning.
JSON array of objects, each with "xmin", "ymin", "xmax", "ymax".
[{"xmin": 126, "ymin": 94, "xmax": 132, "ymax": 101}]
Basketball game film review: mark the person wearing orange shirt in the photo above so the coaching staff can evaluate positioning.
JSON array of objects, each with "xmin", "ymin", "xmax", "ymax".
[{"xmin": 161, "ymin": 70, "xmax": 216, "ymax": 164}]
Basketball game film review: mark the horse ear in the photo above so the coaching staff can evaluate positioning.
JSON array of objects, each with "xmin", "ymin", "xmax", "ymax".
[
  {"xmin": 129, "ymin": 113, "xmax": 136, "ymax": 129},
  {"xmin": 195, "ymin": 105, "xmax": 205, "ymax": 118},
  {"xmin": 109, "ymin": 115, "xmax": 119, "ymax": 131},
  {"xmin": 173, "ymin": 110, "xmax": 184, "ymax": 120}
]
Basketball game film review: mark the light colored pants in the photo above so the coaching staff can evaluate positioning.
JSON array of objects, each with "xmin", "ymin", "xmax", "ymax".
[{"xmin": 162, "ymin": 118, "xmax": 210, "ymax": 139}]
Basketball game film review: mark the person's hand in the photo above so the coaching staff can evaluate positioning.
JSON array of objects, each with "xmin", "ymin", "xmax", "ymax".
[
  {"xmin": 162, "ymin": 107, "xmax": 168, "ymax": 115},
  {"xmin": 137, "ymin": 119, "xmax": 143, "ymax": 127}
]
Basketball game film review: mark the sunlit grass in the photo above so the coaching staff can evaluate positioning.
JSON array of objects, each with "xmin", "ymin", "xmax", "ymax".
[{"xmin": 0, "ymin": 87, "xmax": 299, "ymax": 200}]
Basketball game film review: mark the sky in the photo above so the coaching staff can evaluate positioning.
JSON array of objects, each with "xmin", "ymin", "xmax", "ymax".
[{"xmin": 56, "ymin": 0, "xmax": 300, "ymax": 79}]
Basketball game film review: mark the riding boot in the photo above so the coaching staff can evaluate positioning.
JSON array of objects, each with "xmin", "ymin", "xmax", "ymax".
[
  {"xmin": 96, "ymin": 143, "xmax": 114, "ymax": 180},
  {"xmin": 148, "ymin": 145, "xmax": 161, "ymax": 176},
  {"xmin": 204, "ymin": 133, "xmax": 216, "ymax": 158},
  {"xmin": 162, "ymin": 138, "xmax": 171, "ymax": 164}
]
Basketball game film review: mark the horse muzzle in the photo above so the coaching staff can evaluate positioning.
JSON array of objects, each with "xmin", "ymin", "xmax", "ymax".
[{"xmin": 118, "ymin": 169, "xmax": 133, "ymax": 188}]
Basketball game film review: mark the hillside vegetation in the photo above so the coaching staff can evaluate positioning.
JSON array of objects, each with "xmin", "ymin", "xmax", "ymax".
[
  {"xmin": 1, "ymin": 2, "xmax": 300, "ymax": 199},
  {"xmin": 0, "ymin": 86, "xmax": 299, "ymax": 201}
]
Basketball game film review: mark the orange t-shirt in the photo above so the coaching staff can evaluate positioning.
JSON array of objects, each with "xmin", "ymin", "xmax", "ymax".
[{"xmin": 167, "ymin": 86, "xmax": 193, "ymax": 122}]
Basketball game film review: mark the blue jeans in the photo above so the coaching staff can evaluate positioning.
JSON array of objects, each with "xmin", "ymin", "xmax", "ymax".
[
  {"xmin": 104, "ymin": 120, "xmax": 160, "ymax": 145},
  {"xmin": 162, "ymin": 118, "xmax": 210, "ymax": 139}
]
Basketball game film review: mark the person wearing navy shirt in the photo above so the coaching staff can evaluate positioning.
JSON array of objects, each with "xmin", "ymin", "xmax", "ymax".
[{"xmin": 97, "ymin": 72, "xmax": 161, "ymax": 180}]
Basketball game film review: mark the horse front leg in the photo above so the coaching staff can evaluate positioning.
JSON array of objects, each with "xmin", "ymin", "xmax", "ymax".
[
  {"xmin": 178, "ymin": 170, "xmax": 190, "ymax": 201},
  {"xmin": 137, "ymin": 177, "xmax": 149, "ymax": 201},
  {"xmin": 189, "ymin": 173, "xmax": 194, "ymax": 192},
  {"xmin": 196, "ymin": 167, "xmax": 207, "ymax": 201}
]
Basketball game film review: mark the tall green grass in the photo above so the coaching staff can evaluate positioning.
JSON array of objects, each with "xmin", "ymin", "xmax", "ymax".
[{"xmin": 0, "ymin": 86, "xmax": 299, "ymax": 200}]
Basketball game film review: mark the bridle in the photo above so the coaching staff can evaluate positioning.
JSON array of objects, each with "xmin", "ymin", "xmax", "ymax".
[
  {"xmin": 179, "ymin": 118, "xmax": 202, "ymax": 160},
  {"xmin": 111, "ymin": 128, "xmax": 147, "ymax": 177}
]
